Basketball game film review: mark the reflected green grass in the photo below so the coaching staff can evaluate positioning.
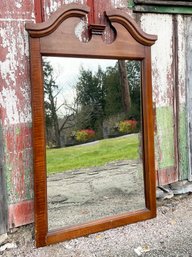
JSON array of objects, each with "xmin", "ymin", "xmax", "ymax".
[{"xmin": 46, "ymin": 134, "xmax": 139, "ymax": 174}]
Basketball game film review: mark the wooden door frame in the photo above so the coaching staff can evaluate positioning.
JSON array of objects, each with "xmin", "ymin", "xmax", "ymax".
[{"xmin": 26, "ymin": 3, "xmax": 157, "ymax": 247}]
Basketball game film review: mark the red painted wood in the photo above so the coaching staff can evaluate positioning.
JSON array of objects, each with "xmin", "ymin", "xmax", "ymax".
[
  {"xmin": 34, "ymin": 0, "xmax": 44, "ymax": 22},
  {"xmin": 87, "ymin": 0, "xmax": 95, "ymax": 24},
  {"xmin": 157, "ymin": 167, "xmax": 178, "ymax": 185},
  {"xmin": 8, "ymin": 200, "xmax": 34, "ymax": 228},
  {"xmin": 0, "ymin": 0, "xmax": 34, "ymax": 20},
  {"xmin": 87, "ymin": 0, "xmax": 113, "ymax": 25},
  {"xmin": 1, "ymin": 0, "xmax": 35, "ymax": 232},
  {"xmin": 4, "ymin": 124, "xmax": 33, "ymax": 204}
]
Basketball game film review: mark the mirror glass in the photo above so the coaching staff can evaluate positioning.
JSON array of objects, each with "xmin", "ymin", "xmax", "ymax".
[{"xmin": 43, "ymin": 57, "xmax": 145, "ymax": 231}]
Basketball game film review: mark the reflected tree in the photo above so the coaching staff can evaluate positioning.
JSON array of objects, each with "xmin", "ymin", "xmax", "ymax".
[
  {"xmin": 76, "ymin": 66, "xmax": 106, "ymax": 136},
  {"xmin": 43, "ymin": 60, "xmax": 76, "ymax": 147},
  {"xmin": 76, "ymin": 60, "xmax": 141, "ymax": 137},
  {"xmin": 118, "ymin": 60, "xmax": 131, "ymax": 113},
  {"xmin": 43, "ymin": 60, "xmax": 61, "ymax": 147}
]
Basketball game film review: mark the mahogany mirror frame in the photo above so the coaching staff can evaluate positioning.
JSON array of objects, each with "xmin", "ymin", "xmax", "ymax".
[{"xmin": 26, "ymin": 3, "xmax": 157, "ymax": 247}]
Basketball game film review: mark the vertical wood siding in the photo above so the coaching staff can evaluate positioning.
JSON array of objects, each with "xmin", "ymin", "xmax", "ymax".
[
  {"xmin": 186, "ymin": 16, "xmax": 192, "ymax": 181},
  {"xmin": 0, "ymin": 1, "xmax": 35, "ymax": 229},
  {"xmin": 177, "ymin": 15, "xmax": 189, "ymax": 181},
  {"xmin": 140, "ymin": 14, "xmax": 178, "ymax": 185}
]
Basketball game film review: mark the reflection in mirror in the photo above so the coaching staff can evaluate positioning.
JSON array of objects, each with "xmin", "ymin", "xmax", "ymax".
[{"xmin": 43, "ymin": 57, "xmax": 144, "ymax": 231}]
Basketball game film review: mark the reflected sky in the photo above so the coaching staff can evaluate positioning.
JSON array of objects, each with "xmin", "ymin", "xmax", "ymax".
[{"xmin": 43, "ymin": 57, "xmax": 117, "ymax": 115}]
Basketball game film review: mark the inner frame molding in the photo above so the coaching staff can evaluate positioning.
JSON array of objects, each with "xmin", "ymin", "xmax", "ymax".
[{"xmin": 26, "ymin": 3, "xmax": 157, "ymax": 247}]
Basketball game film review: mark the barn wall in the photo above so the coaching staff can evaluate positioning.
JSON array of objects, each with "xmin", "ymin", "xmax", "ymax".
[
  {"xmin": 140, "ymin": 14, "xmax": 177, "ymax": 185},
  {"xmin": 0, "ymin": 1, "xmax": 34, "ymax": 229},
  {"xmin": 139, "ymin": 13, "xmax": 190, "ymax": 185}
]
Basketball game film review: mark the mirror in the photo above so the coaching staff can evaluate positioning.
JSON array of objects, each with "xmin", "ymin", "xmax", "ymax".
[
  {"xmin": 26, "ymin": 4, "xmax": 157, "ymax": 247},
  {"xmin": 43, "ymin": 57, "xmax": 144, "ymax": 231}
]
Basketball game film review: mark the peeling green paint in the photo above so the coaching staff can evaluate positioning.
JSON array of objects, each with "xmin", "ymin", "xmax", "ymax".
[
  {"xmin": 4, "ymin": 164, "xmax": 12, "ymax": 203},
  {"xmin": 128, "ymin": 0, "xmax": 135, "ymax": 9},
  {"xmin": 3, "ymin": 124, "xmax": 33, "ymax": 205},
  {"xmin": 23, "ymin": 148, "xmax": 33, "ymax": 200},
  {"xmin": 155, "ymin": 106, "xmax": 175, "ymax": 170},
  {"xmin": 155, "ymin": 105, "xmax": 189, "ymax": 180},
  {"xmin": 0, "ymin": 121, "xmax": 8, "ymax": 233},
  {"xmin": 15, "ymin": 127, "xmax": 21, "ymax": 135},
  {"xmin": 0, "ymin": 125, "xmax": 12, "ymax": 204},
  {"xmin": 178, "ymin": 105, "xmax": 189, "ymax": 180}
]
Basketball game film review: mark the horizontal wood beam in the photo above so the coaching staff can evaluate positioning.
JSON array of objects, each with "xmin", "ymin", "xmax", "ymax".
[
  {"xmin": 133, "ymin": 5, "xmax": 192, "ymax": 14},
  {"xmin": 134, "ymin": 0, "xmax": 192, "ymax": 6}
]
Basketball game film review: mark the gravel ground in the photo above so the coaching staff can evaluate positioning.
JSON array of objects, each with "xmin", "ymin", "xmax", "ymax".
[{"xmin": 1, "ymin": 194, "xmax": 192, "ymax": 257}]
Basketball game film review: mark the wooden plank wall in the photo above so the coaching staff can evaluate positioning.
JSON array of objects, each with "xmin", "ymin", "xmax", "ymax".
[
  {"xmin": 0, "ymin": 1, "xmax": 35, "ymax": 231},
  {"xmin": 140, "ymin": 14, "xmax": 178, "ymax": 185}
]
